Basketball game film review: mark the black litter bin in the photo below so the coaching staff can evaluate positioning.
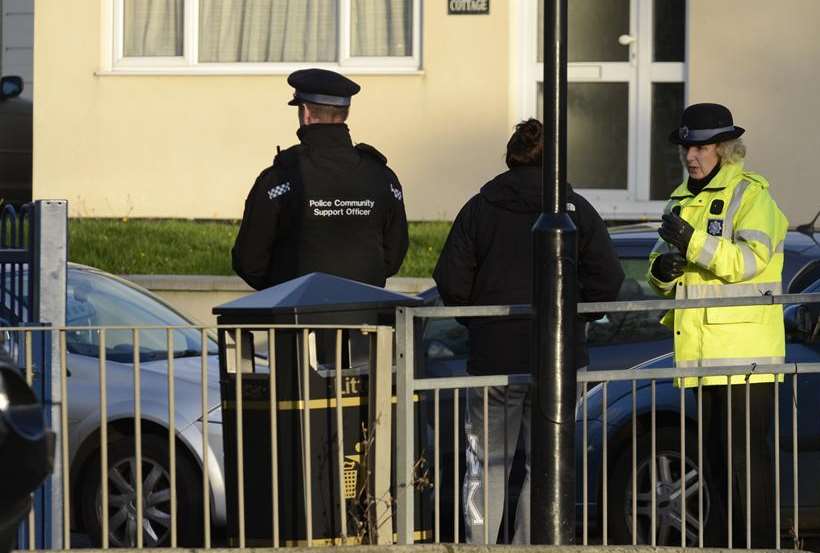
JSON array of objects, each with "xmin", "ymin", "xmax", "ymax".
[
  {"xmin": 213, "ymin": 272, "xmax": 428, "ymax": 546},
  {"xmin": 0, "ymin": 351, "xmax": 54, "ymax": 553}
]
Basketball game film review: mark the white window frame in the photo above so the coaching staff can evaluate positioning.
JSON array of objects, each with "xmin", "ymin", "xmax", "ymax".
[
  {"xmin": 101, "ymin": 0, "xmax": 423, "ymax": 75},
  {"xmin": 516, "ymin": 0, "xmax": 688, "ymax": 220}
]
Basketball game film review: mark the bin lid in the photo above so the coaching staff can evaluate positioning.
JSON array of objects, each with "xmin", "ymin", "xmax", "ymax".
[{"xmin": 212, "ymin": 272, "xmax": 423, "ymax": 316}]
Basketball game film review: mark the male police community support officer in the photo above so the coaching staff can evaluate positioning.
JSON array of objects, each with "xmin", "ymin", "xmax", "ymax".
[
  {"xmin": 648, "ymin": 103, "xmax": 788, "ymax": 547},
  {"xmin": 232, "ymin": 69, "xmax": 409, "ymax": 290}
]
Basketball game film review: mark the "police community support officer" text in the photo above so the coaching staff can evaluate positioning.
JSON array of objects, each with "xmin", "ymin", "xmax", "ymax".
[{"xmin": 309, "ymin": 198, "xmax": 375, "ymax": 217}]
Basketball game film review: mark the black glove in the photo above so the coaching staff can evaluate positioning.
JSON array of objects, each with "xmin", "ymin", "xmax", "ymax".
[
  {"xmin": 651, "ymin": 252, "xmax": 687, "ymax": 282},
  {"xmin": 658, "ymin": 213, "xmax": 694, "ymax": 255}
]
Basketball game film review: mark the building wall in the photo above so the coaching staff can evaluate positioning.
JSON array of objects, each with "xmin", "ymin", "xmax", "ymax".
[
  {"xmin": 33, "ymin": 1, "xmax": 820, "ymax": 225},
  {"xmin": 33, "ymin": 0, "xmax": 512, "ymax": 221},
  {"xmin": 688, "ymin": 0, "xmax": 820, "ymax": 226}
]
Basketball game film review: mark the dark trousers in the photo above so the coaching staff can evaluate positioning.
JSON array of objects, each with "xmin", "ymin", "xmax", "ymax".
[{"xmin": 704, "ymin": 383, "xmax": 776, "ymax": 548}]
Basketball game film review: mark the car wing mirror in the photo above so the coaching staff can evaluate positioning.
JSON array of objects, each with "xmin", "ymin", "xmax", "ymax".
[
  {"xmin": 784, "ymin": 304, "xmax": 815, "ymax": 343},
  {"xmin": 0, "ymin": 76, "xmax": 23, "ymax": 100}
]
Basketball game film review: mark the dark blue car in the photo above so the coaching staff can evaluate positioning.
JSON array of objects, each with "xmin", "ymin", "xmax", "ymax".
[{"xmin": 420, "ymin": 223, "xmax": 820, "ymax": 546}]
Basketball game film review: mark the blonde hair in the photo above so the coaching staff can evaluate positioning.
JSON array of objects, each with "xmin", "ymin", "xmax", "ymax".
[
  {"xmin": 716, "ymin": 138, "xmax": 746, "ymax": 165},
  {"xmin": 678, "ymin": 138, "xmax": 747, "ymax": 167}
]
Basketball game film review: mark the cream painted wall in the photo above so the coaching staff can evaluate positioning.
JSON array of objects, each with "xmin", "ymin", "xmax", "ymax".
[
  {"xmin": 33, "ymin": 0, "xmax": 513, "ymax": 221},
  {"xmin": 688, "ymin": 0, "xmax": 820, "ymax": 226}
]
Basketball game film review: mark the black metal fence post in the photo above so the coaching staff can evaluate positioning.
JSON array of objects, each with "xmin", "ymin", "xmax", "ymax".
[{"xmin": 531, "ymin": 0, "xmax": 577, "ymax": 545}]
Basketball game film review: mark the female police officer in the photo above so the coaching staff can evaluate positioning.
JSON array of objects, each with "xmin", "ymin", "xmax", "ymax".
[{"xmin": 649, "ymin": 103, "xmax": 788, "ymax": 547}]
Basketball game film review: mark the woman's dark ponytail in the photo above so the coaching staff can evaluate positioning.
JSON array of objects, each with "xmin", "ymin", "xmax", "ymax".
[{"xmin": 505, "ymin": 118, "xmax": 543, "ymax": 169}]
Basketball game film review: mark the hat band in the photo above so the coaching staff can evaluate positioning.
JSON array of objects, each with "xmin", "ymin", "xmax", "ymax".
[
  {"xmin": 293, "ymin": 91, "xmax": 351, "ymax": 107},
  {"xmin": 679, "ymin": 125, "xmax": 736, "ymax": 142}
]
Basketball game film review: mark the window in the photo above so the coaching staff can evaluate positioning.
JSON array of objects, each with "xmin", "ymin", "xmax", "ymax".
[
  {"xmin": 65, "ymin": 270, "xmax": 218, "ymax": 362},
  {"xmin": 524, "ymin": 0, "xmax": 687, "ymax": 219},
  {"xmin": 586, "ymin": 258, "xmax": 672, "ymax": 346},
  {"xmin": 108, "ymin": 0, "xmax": 421, "ymax": 74}
]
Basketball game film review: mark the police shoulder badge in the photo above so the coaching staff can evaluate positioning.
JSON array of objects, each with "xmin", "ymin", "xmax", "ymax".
[
  {"xmin": 707, "ymin": 218, "xmax": 723, "ymax": 237},
  {"xmin": 267, "ymin": 181, "xmax": 292, "ymax": 200}
]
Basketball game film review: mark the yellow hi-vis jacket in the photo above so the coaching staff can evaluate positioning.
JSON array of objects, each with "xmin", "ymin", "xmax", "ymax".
[{"xmin": 648, "ymin": 161, "xmax": 789, "ymax": 387}]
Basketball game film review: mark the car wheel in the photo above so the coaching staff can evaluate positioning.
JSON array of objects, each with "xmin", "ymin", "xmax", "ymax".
[
  {"xmin": 80, "ymin": 434, "xmax": 203, "ymax": 547},
  {"xmin": 608, "ymin": 427, "xmax": 723, "ymax": 546}
]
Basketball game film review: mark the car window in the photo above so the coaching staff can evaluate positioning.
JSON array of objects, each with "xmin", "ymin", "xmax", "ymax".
[
  {"xmin": 587, "ymin": 257, "xmax": 672, "ymax": 346},
  {"xmin": 423, "ymin": 317, "xmax": 470, "ymax": 358},
  {"xmin": 66, "ymin": 270, "xmax": 217, "ymax": 362},
  {"xmin": 788, "ymin": 260, "xmax": 820, "ymax": 294}
]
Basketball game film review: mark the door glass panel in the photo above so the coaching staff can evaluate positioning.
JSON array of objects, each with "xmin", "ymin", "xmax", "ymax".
[
  {"xmin": 537, "ymin": 82, "xmax": 629, "ymax": 189},
  {"xmin": 651, "ymin": 83, "xmax": 685, "ymax": 200},
  {"xmin": 654, "ymin": 0, "xmax": 685, "ymax": 62},
  {"xmin": 537, "ymin": 0, "xmax": 630, "ymax": 62},
  {"xmin": 568, "ymin": 82, "xmax": 628, "ymax": 189},
  {"xmin": 569, "ymin": 0, "xmax": 630, "ymax": 62}
]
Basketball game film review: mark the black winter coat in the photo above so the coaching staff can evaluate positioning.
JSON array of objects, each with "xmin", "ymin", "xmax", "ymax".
[
  {"xmin": 232, "ymin": 124, "xmax": 409, "ymax": 289},
  {"xmin": 433, "ymin": 166, "xmax": 624, "ymax": 375}
]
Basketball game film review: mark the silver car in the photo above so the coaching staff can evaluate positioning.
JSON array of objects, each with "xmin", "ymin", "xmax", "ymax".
[{"xmin": 5, "ymin": 264, "xmax": 227, "ymax": 547}]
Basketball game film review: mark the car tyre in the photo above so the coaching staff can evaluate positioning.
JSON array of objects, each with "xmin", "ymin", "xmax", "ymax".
[
  {"xmin": 608, "ymin": 426, "xmax": 724, "ymax": 546},
  {"xmin": 80, "ymin": 434, "xmax": 203, "ymax": 547}
]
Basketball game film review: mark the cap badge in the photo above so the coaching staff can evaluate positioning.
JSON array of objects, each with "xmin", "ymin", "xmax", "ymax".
[{"xmin": 679, "ymin": 126, "xmax": 689, "ymax": 140}]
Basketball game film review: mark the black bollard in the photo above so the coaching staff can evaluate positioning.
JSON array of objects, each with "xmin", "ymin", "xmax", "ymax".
[{"xmin": 530, "ymin": 0, "xmax": 577, "ymax": 545}]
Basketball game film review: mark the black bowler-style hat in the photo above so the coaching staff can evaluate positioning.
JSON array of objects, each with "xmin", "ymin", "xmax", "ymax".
[
  {"xmin": 669, "ymin": 103, "xmax": 745, "ymax": 146},
  {"xmin": 287, "ymin": 68, "xmax": 361, "ymax": 107}
]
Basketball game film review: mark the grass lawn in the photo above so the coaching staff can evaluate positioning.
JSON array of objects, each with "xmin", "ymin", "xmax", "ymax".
[{"xmin": 68, "ymin": 219, "xmax": 451, "ymax": 278}]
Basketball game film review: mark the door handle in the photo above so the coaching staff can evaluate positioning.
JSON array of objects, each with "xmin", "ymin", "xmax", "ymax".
[{"xmin": 618, "ymin": 34, "xmax": 636, "ymax": 46}]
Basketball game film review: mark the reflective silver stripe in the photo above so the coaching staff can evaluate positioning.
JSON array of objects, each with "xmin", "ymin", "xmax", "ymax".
[
  {"xmin": 677, "ymin": 356, "xmax": 785, "ymax": 368},
  {"xmin": 696, "ymin": 235, "xmax": 719, "ymax": 267},
  {"xmin": 735, "ymin": 229, "xmax": 773, "ymax": 256},
  {"xmin": 663, "ymin": 199, "xmax": 679, "ymax": 214},
  {"xmin": 739, "ymin": 243, "xmax": 758, "ymax": 280},
  {"xmin": 682, "ymin": 281, "xmax": 782, "ymax": 299},
  {"xmin": 775, "ymin": 241, "xmax": 784, "ymax": 253},
  {"xmin": 651, "ymin": 239, "xmax": 671, "ymax": 255},
  {"xmin": 678, "ymin": 125, "xmax": 737, "ymax": 142},
  {"xmin": 723, "ymin": 179, "xmax": 750, "ymax": 239}
]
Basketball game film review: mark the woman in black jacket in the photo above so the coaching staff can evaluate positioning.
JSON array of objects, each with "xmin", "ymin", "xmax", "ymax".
[{"xmin": 433, "ymin": 119, "xmax": 623, "ymax": 544}]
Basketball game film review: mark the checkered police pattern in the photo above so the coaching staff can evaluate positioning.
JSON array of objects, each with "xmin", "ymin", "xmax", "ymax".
[
  {"xmin": 268, "ymin": 181, "xmax": 292, "ymax": 200},
  {"xmin": 390, "ymin": 183, "xmax": 403, "ymax": 201}
]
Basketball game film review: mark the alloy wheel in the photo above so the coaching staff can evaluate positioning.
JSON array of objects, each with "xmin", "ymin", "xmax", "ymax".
[
  {"xmin": 95, "ymin": 456, "xmax": 172, "ymax": 547},
  {"xmin": 625, "ymin": 451, "xmax": 710, "ymax": 546}
]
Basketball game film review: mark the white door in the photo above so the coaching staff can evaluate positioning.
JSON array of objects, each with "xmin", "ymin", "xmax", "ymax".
[{"xmin": 522, "ymin": 0, "xmax": 686, "ymax": 219}]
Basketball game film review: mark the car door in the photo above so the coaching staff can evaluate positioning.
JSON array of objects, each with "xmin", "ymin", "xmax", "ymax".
[{"xmin": 778, "ymin": 278, "xmax": 820, "ymax": 526}]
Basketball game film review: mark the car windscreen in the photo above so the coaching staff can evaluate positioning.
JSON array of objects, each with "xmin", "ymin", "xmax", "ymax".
[{"xmin": 66, "ymin": 270, "xmax": 218, "ymax": 363}]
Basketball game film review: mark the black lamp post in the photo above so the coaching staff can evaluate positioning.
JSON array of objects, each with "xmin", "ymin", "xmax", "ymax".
[{"xmin": 530, "ymin": 0, "xmax": 577, "ymax": 545}]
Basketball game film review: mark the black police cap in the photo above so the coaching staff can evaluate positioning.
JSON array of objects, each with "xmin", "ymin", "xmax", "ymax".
[
  {"xmin": 287, "ymin": 68, "xmax": 361, "ymax": 107},
  {"xmin": 669, "ymin": 102, "xmax": 745, "ymax": 146}
]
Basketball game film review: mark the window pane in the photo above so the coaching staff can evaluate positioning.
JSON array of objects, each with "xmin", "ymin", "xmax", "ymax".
[
  {"xmin": 351, "ymin": 0, "xmax": 413, "ymax": 57},
  {"xmin": 651, "ymin": 83, "xmax": 685, "ymax": 200},
  {"xmin": 124, "ymin": 0, "xmax": 183, "ymax": 57},
  {"xmin": 538, "ymin": 0, "xmax": 630, "ymax": 62},
  {"xmin": 568, "ymin": 82, "xmax": 628, "ymax": 189},
  {"xmin": 198, "ymin": 0, "xmax": 337, "ymax": 63},
  {"xmin": 569, "ymin": 0, "xmax": 629, "ymax": 62},
  {"xmin": 654, "ymin": 0, "xmax": 685, "ymax": 62},
  {"xmin": 538, "ymin": 82, "xmax": 628, "ymax": 189},
  {"xmin": 587, "ymin": 259, "xmax": 672, "ymax": 346}
]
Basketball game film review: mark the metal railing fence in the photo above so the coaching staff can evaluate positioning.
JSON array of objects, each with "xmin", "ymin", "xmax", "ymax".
[
  {"xmin": 5, "ymin": 321, "xmax": 395, "ymax": 550},
  {"xmin": 395, "ymin": 291, "xmax": 820, "ymax": 549},
  {"xmin": 6, "ymin": 290, "xmax": 820, "ymax": 550}
]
